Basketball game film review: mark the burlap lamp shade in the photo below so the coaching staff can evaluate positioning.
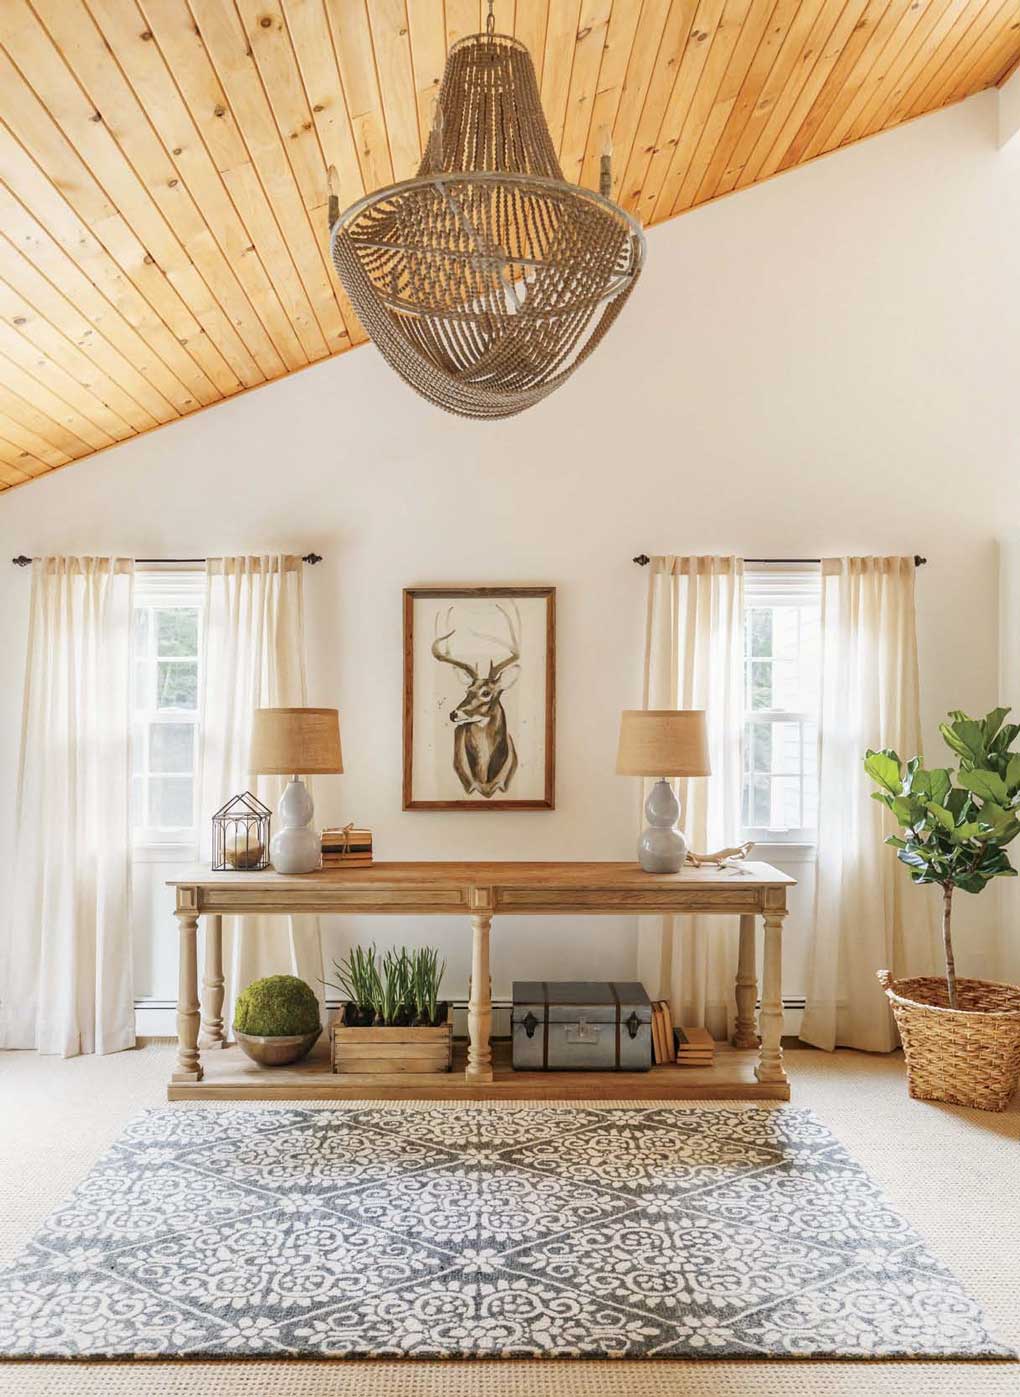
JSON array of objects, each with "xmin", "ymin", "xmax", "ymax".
[
  {"xmin": 250, "ymin": 708, "xmax": 342, "ymax": 777},
  {"xmin": 616, "ymin": 710, "xmax": 711, "ymax": 778}
]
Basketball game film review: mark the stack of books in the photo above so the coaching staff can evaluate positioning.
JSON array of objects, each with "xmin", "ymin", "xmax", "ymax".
[
  {"xmin": 650, "ymin": 1000, "xmax": 716, "ymax": 1066},
  {"xmin": 321, "ymin": 827, "xmax": 373, "ymax": 867}
]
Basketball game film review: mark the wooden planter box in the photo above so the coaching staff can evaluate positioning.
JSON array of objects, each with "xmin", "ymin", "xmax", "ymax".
[{"xmin": 329, "ymin": 1008, "xmax": 453, "ymax": 1077}]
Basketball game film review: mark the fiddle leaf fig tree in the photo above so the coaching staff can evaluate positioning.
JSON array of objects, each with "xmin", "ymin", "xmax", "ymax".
[{"xmin": 864, "ymin": 708, "xmax": 1020, "ymax": 1010}]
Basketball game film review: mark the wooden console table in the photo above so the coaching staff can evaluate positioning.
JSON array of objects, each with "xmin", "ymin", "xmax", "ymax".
[{"xmin": 167, "ymin": 861, "xmax": 795, "ymax": 1102}]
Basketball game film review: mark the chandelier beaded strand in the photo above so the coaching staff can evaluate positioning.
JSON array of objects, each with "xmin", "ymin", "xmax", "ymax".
[{"xmin": 327, "ymin": 7, "xmax": 645, "ymax": 420}]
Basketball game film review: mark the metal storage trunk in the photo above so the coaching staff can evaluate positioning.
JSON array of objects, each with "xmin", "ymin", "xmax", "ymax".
[{"xmin": 511, "ymin": 981, "xmax": 653, "ymax": 1071}]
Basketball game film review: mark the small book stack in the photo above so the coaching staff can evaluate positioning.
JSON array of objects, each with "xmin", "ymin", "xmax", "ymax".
[
  {"xmin": 321, "ymin": 826, "xmax": 373, "ymax": 867},
  {"xmin": 650, "ymin": 1000, "xmax": 716, "ymax": 1067}
]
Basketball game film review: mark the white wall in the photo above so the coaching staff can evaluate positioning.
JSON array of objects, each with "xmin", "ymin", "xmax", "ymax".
[{"xmin": 2, "ymin": 90, "xmax": 1019, "ymax": 1015}]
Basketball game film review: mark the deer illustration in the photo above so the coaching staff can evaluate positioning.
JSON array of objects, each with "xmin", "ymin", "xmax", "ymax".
[{"xmin": 432, "ymin": 603, "xmax": 521, "ymax": 797}]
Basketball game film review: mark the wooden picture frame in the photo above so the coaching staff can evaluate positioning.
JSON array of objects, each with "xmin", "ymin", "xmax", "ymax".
[{"xmin": 403, "ymin": 586, "xmax": 556, "ymax": 810}]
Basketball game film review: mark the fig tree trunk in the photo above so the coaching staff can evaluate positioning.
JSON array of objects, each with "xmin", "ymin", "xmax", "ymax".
[{"xmin": 941, "ymin": 883, "xmax": 958, "ymax": 1010}]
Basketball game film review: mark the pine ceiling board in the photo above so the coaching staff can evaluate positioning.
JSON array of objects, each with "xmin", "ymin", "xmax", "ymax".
[
  {"xmin": 0, "ymin": 186, "xmax": 198, "ymax": 415},
  {"xmin": 404, "ymin": 0, "xmax": 447, "ymax": 150},
  {"xmin": 662, "ymin": 0, "xmax": 775, "ymax": 217},
  {"xmin": 139, "ymin": 0, "xmax": 331, "ymax": 364},
  {"xmin": 231, "ymin": 0, "xmax": 359, "ymax": 345},
  {"xmin": 86, "ymin": 0, "xmax": 308, "ymax": 373},
  {"xmin": 753, "ymin": 0, "xmax": 876, "ymax": 181},
  {"xmin": 30, "ymin": 0, "xmax": 287, "ymax": 387},
  {"xmin": 2, "ymin": 0, "xmax": 1019, "ymax": 492},
  {"xmin": 619, "ymin": 1, "xmax": 705, "ymax": 214},
  {"xmin": 629, "ymin": 0, "xmax": 730, "ymax": 223},
  {"xmin": 691, "ymin": 0, "xmax": 800, "ymax": 200},
  {"xmin": 779, "ymin": 0, "xmax": 904, "ymax": 168},
  {"xmin": 4, "ymin": 2, "xmax": 261, "ymax": 395},
  {"xmin": 558, "ymin": 0, "xmax": 615, "ymax": 186},
  {"xmin": 365, "ymin": 0, "xmax": 426, "ymax": 180},
  {"xmin": 907, "ymin": 0, "xmax": 1015, "ymax": 113},
  {"xmin": 191, "ymin": 0, "xmax": 350, "ymax": 359},
  {"xmin": 578, "ymin": 0, "xmax": 646, "ymax": 192},
  {"xmin": 541, "ymin": 0, "xmax": 585, "ymax": 153},
  {"xmin": 514, "ymin": 0, "xmax": 551, "ymax": 84},
  {"xmin": 0, "ymin": 235, "xmax": 179, "ymax": 426},
  {"xmin": 733, "ymin": 0, "xmax": 848, "ymax": 187},
  {"xmin": 0, "ymin": 401, "xmax": 76, "ymax": 468}
]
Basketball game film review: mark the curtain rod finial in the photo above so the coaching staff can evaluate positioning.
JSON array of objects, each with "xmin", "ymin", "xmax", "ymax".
[
  {"xmin": 302, "ymin": 552, "xmax": 323, "ymax": 565},
  {"xmin": 914, "ymin": 555, "xmax": 927, "ymax": 567},
  {"xmin": 633, "ymin": 554, "xmax": 650, "ymax": 567},
  {"xmin": 13, "ymin": 554, "xmax": 31, "ymax": 567}
]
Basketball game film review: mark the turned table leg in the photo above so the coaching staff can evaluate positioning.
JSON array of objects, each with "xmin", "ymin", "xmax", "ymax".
[
  {"xmin": 733, "ymin": 914, "xmax": 759, "ymax": 1049},
  {"xmin": 755, "ymin": 911, "xmax": 788, "ymax": 1084},
  {"xmin": 200, "ymin": 914, "xmax": 226, "ymax": 1048},
  {"xmin": 466, "ymin": 909, "xmax": 493, "ymax": 1083},
  {"xmin": 173, "ymin": 910, "xmax": 203, "ymax": 1083}
]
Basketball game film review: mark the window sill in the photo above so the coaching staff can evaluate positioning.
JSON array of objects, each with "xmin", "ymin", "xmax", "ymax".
[
  {"xmin": 132, "ymin": 842, "xmax": 199, "ymax": 864},
  {"xmin": 748, "ymin": 842, "xmax": 816, "ymax": 864}
]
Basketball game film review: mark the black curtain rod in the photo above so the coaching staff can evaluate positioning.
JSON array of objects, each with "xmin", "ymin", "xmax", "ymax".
[
  {"xmin": 12, "ymin": 552, "xmax": 323, "ymax": 567},
  {"xmin": 632, "ymin": 553, "xmax": 927, "ymax": 567}
]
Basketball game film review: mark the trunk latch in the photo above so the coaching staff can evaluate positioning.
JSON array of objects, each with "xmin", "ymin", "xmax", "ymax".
[{"xmin": 626, "ymin": 1011, "xmax": 641, "ymax": 1040}]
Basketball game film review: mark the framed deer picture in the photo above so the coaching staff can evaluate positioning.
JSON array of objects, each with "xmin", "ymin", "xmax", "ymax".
[{"xmin": 403, "ymin": 586, "xmax": 556, "ymax": 810}]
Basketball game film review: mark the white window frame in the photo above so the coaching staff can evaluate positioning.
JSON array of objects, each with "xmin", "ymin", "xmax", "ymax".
[
  {"xmin": 742, "ymin": 563, "xmax": 821, "ymax": 848},
  {"xmin": 131, "ymin": 567, "xmax": 205, "ymax": 856}
]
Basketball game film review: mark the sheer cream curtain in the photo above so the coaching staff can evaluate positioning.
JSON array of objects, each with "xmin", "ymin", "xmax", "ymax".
[
  {"xmin": 198, "ymin": 555, "xmax": 324, "ymax": 1032},
  {"xmin": 636, "ymin": 557, "xmax": 745, "ymax": 1037},
  {"xmin": 801, "ymin": 557, "xmax": 938, "ymax": 1052},
  {"xmin": 1, "ymin": 557, "xmax": 135, "ymax": 1056}
]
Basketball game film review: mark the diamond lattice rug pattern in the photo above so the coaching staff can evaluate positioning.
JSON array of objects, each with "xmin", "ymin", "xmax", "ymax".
[{"xmin": 0, "ymin": 1102, "xmax": 1010, "ymax": 1361}]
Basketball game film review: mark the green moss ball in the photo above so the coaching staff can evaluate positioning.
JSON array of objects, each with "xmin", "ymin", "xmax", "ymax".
[{"xmin": 234, "ymin": 975, "xmax": 320, "ymax": 1037}]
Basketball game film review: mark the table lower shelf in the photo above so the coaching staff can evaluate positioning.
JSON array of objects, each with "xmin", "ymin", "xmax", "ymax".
[{"xmin": 167, "ymin": 1038, "xmax": 790, "ymax": 1102}]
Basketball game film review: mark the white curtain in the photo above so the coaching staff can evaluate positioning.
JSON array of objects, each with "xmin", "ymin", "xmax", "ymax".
[
  {"xmin": 801, "ymin": 557, "xmax": 938, "ymax": 1052},
  {"xmin": 1, "ymin": 557, "xmax": 135, "ymax": 1056},
  {"xmin": 636, "ymin": 557, "xmax": 745, "ymax": 1037},
  {"xmin": 198, "ymin": 555, "xmax": 324, "ymax": 1032}
]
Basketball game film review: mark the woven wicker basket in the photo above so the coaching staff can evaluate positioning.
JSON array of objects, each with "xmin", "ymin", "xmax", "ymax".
[{"xmin": 877, "ymin": 970, "xmax": 1020, "ymax": 1112}]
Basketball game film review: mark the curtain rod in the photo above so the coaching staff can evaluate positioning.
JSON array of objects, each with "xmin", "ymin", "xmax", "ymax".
[
  {"xmin": 632, "ymin": 554, "xmax": 927, "ymax": 567},
  {"xmin": 11, "ymin": 552, "xmax": 324, "ymax": 567}
]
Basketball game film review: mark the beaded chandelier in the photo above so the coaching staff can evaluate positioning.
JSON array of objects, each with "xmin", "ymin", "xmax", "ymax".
[{"xmin": 328, "ymin": 7, "xmax": 645, "ymax": 421}]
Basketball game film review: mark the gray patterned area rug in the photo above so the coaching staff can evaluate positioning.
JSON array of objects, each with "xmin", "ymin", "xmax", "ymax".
[{"xmin": 0, "ymin": 1103, "xmax": 1011, "ymax": 1362}]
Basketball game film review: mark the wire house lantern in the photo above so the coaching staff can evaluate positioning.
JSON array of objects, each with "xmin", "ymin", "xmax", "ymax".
[
  {"xmin": 211, "ymin": 792, "xmax": 272, "ymax": 872},
  {"xmin": 328, "ymin": 5, "xmax": 645, "ymax": 421}
]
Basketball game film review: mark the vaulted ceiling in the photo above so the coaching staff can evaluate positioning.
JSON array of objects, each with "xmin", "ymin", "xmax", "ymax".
[{"xmin": 0, "ymin": 0, "xmax": 1017, "ymax": 492}]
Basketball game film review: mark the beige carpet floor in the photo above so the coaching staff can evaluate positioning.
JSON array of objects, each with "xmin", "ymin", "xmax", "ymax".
[{"xmin": 0, "ymin": 1041, "xmax": 1016, "ymax": 1396}]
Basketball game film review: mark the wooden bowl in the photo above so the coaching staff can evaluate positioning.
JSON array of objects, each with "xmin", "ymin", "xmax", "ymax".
[{"xmin": 233, "ymin": 1027, "xmax": 321, "ymax": 1066}]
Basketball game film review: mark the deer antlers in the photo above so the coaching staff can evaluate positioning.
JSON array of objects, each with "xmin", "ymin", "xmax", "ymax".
[
  {"xmin": 432, "ymin": 607, "xmax": 478, "ymax": 680},
  {"xmin": 431, "ymin": 602, "xmax": 521, "ymax": 682}
]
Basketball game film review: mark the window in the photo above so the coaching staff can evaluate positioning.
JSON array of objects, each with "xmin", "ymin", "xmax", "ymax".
[
  {"xmin": 131, "ymin": 570, "xmax": 204, "ymax": 848},
  {"xmin": 742, "ymin": 565, "xmax": 821, "ymax": 843}
]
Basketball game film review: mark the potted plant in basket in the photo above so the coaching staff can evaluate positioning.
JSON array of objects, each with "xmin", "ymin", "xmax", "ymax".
[
  {"xmin": 324, "ymin": 944, "xmax": 452, "ymax": 1076},
  {"xmin": 233, "ymin": 974, "xmax": 322, "ymax": 1065},
  {"xmin": 865, "ymin": 706, "xmax": 1020, "ymax": 1111}
]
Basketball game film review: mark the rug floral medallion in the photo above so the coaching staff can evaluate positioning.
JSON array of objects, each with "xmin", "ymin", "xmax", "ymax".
[{"xmin": 0, "ymin": 1103, "xmax": 1010, "ymax": 1361}]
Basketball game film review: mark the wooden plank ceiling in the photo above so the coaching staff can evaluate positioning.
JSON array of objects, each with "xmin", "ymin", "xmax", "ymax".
[{"xmin": 0, "ymin": 0, "xmax": 1017, "ymax": 492}]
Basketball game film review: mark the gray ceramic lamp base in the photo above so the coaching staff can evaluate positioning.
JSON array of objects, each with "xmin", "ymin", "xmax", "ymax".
[{"xmin": 638, "ymin": 778, "xmax": 688, "ymax": 873}]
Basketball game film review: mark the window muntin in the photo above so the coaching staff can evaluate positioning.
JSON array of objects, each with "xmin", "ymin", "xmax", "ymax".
[
  {"xmin": 131, "ymin": 572, "xmax": 204, "ymax": 846},
  {"xmin": 742, "ymin": 567, "xmax": 821, "ymax": 843}
]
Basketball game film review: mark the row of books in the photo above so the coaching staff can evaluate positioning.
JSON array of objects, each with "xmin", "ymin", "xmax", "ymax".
[
  {"xmin": 651, "ymin": 1000, "xmax": 715, "ymax": 1067},
  {"xmin": 321, "ymin": 827, "xmax": 373, "ymax": 867}
]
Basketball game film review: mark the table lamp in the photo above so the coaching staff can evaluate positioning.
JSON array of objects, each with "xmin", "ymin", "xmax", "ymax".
[
  {"xmin": 250, "ymin": 707, "xmax": 342, "ymax": 874},
  {"xmin": 616, "ymin": 710, "xmax": 711, "ymax": 873}
]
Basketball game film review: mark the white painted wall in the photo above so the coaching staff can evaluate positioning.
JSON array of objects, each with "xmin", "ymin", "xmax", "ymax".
[{"xmin": 2, "ymin": 91, "xmax": 1019, "ymax": 1017}]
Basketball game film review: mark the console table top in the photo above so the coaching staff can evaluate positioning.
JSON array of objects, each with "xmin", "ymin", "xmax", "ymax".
[{"xmin": 168, "ymin": 860, "xmax": 795, "ymax": 889}]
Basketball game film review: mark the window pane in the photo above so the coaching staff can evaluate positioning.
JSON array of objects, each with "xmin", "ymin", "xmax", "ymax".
[
  {"xmin": 157, "ymin": 661, "xmax": 198, "ymax": 709},
  {"xmin": 772, "ymin": 720, "xmax": 802, "ymax": 774},
  {"xmin": 747, "ymin": 722, "xmax": 772, "ymax": 773},
  {"xmin": 749, "ymin": 608, "xmax": 772, "ymax": 657},
  {"xmin": 133, "ymin": 607, "xmax": 150, "ymax": 656},
  {"xmin": 749, "ymin": 660, "xmax": 773, "ymax": 710},
  {"xmin": 751, "ymin": 775, "xmax": 771, "ymax": 827},
  {"xmin": 133, "ymin": 659, "xmax": 154, "ymax": 708},
  {"xmin": 156, "ymin": 608, "xmax": 198, "ymax": 657},
  {"xmin": 149, "ymin": 722, "xmax": 194, "ymax": 773},
  {"xmin": 771, "ymin": 775, "xmax": 802, "ymax": 831},
  {"xmin": 149, "ymin": 776, "xmax": 194, "ymax": 828}
]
